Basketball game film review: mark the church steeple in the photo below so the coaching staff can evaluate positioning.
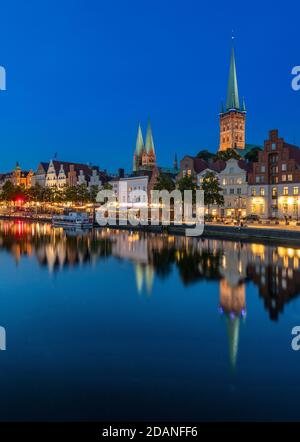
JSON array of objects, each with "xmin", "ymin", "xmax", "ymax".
[
  {"xmin": 226, "ymin": 47, "xmax": 240, "ymax": 111},
  {"xmin": 174, "ymin": 153, "xmax": 178, "ymax": 170},
  {"xmin": 135, "ymin": 124, "xmax": 144, "ymax": 156},
  {"xmin": 143, "ymin": 119, "xmax": 156, "ymax": 168},
  {"xmin": 219, "ymin": 44, "xmax": 246, "ymax": 152},
  {"xmin": 145, "ymin": 119, "xmax": 155, "ymax": 155},
  {"xmin": 133, "ymin": 123, "xmax": 144, "ymax": 171}
]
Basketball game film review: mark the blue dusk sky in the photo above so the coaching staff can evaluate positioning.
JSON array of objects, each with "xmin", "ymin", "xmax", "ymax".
[{"xmin": 0, "ymin": 0, "xmax": 299, "ymax": 173}]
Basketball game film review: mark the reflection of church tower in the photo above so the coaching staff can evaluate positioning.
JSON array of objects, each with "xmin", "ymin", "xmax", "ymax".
[
  {"xmin": 219, "ymin": 279, "xmax": 246, "ymax": 369},
  {"xmin": 219, "ymin": 46, "xmax": 246, "ymax": 151},
  {"xmin": 134, "ymin": 263, "xmax": 154, "ymax": 295},
  {"xmin": 226, "ymin": 316, "xmax": 240, "ymax": 370},
  {"xmin": 145, "ymin": 265, "xmax": 154, "ymax": 295},
  {"xmin": 135, "ymin": 263, "xmax": 144, "ymax": 294}
]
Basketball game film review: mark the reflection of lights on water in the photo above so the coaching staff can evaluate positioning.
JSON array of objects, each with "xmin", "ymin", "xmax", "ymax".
[{"xmin": 219, "ymin": 306, "xmax": 247, "ymax": 319}]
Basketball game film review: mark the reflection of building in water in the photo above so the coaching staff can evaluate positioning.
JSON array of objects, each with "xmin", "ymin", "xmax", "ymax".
[
  {"xmin": 111, "ymin": 232, "xmax": 148, "ymax": 264},
  {"xmin": 0, "ymin": 326, "xmax": 6, "ymax": 350},
  {"xmin": 0, "ymin": 221, "xmax": 113, "ymax": 272},
  {"xmin": 134, "ymin": 263, "xmax": 154, "ymax": 295},
  {"xmin": 1, "ymin": 221, "xmax": 300, "ymax": 321},
  {"xmin": 219, "ymin": 279, "xmax": 246, "ymax": 369},
  {"xmin": 109, "ymin": 231, "xmax": 154, "ymax": 294},
  {"xmin": 247, "ymin": 244, "xmax": 300, "ymax": 320}
]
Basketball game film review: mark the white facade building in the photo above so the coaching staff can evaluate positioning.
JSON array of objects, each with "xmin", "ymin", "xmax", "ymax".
[
  {"xmin": 248, "ymin": 183, "xmax": 300, "ymax": 220},
  {"xmin": 110, "ymin": 175, "xmax": 149, "ymax": 207},
  {"xmin": 197, "ymin": 159, "xmax": 249, "ymax": 218}
]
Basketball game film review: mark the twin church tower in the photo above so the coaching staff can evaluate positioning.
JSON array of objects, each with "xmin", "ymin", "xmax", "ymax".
[
  {"xmin": 133, "ymin": 120, "xmax": 156, "ymax": 172},
  {"xmin": 133, "ymin": 45, "xmax": 246, "ymax": 171}
]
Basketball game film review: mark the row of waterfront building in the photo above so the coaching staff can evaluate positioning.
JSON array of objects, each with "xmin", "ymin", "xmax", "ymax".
[
  {"xmin": 180, "ymin": 129, "xmax": 300, "ymax": 220},
  {"xmin": 1, "ymin": 46, "xmax": 300, "ymax": 220}
]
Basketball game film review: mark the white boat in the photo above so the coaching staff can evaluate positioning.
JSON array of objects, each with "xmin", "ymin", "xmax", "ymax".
[{"xmin": 52, "ymin": 212, "xmax": 93, "ymax": 228}]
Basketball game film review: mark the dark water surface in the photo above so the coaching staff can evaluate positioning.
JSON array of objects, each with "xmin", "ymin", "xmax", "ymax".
[{"xmin": 0, "ymin": 220, "xmax": 299, "ymax": 421}]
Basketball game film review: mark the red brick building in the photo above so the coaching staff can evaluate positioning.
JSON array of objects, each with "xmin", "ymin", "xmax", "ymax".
[{"xmin": 248, "ymin": 130, "xmax": 300, "ymax": 219}]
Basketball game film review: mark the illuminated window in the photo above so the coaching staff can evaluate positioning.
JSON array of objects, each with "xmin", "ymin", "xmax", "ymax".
[
  {"xmin": 294, "ymin": 187, "xmax": 299, "ymax": 195},
  {"xmin": 251, "ymin": 188, "xmax": 256, "ymax": 196},
  {"xmin": 282, "ymin": 175, "xmax": 286, "ymax": 181},
  {"xmin": 288, "ymin": 174, "xmax": 293, "ymax": 181},
  {"xmin": 272, "ymin": 187, "xmax": 277, "ymax": 197},
  {"xmin": 260, "ymin": 187, "xmax": 265, "ymax": 196},
  {"xmin": 283, "ymin": 187, "xmax": 288, "ymax": 196}
]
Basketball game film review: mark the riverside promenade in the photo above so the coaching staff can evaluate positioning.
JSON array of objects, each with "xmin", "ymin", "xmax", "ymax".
[{"xmin": 2, "ymin": 214, "xmax": 300, "ymax": 245}]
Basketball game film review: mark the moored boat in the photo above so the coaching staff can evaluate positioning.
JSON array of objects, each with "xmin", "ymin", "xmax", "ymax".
[{"xmin": 52, "ymin": 212, "xmax": 93, "ymax": 228}]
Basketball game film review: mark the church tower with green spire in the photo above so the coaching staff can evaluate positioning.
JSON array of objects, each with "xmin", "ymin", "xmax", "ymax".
[
  {"xmin": 133, "ymin": 120, "xmax": 157, "ymax": 172},
  {"xmin": 133, "ymin": 124, "xmax": 144, "ymax": 171},
  {"xmin": 142, "ymin": 119, "xmax": 156, "ymax": 168},
  {"xmin": 219, "ymin": 46, "xmax": 246, "ymax": 151}
]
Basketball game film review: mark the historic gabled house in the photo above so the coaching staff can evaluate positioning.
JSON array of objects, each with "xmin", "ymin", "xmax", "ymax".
[
  {"xmin": 248, "ymin": 129, "xmax": 300, "ymax": 219},
  {"xmin": 196, "ymin": 158, "xmax": 250, "ymax": 218},
  {"xmin": 45, "ymin": 160, "xmax": 102, "ymax": 189},
  {"xmin": 31, "ymin": 162, "xmax": 49, "ymax": 187}
]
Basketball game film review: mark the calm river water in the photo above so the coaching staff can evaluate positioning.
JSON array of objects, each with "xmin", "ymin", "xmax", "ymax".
[{"xmin": 0, "ymin": 220, "xmax": 299, "ymax": 421}]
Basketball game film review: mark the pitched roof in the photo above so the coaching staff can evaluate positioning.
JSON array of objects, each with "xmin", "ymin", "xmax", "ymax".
[
  {"xmin": 51, "ymin": 160, "xmax": 97, "ymax": 176},
  {"xmin": 210, "ymin": 159, "xmax": 226, "ymax": 172},
  {"xmin": 192, "ymin": 158, "xmax": 209, "ymax": 173},
  {"xmin": 286, "ymin": 145, "xmax": 300, "ymax": 164},
  {"xmin": 40, "ymin": 162, "xmax": 50, "ymax": 172},
  {"xmin": 238, "ymin": 159, "xmax": 253, "ymax": 173}
]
